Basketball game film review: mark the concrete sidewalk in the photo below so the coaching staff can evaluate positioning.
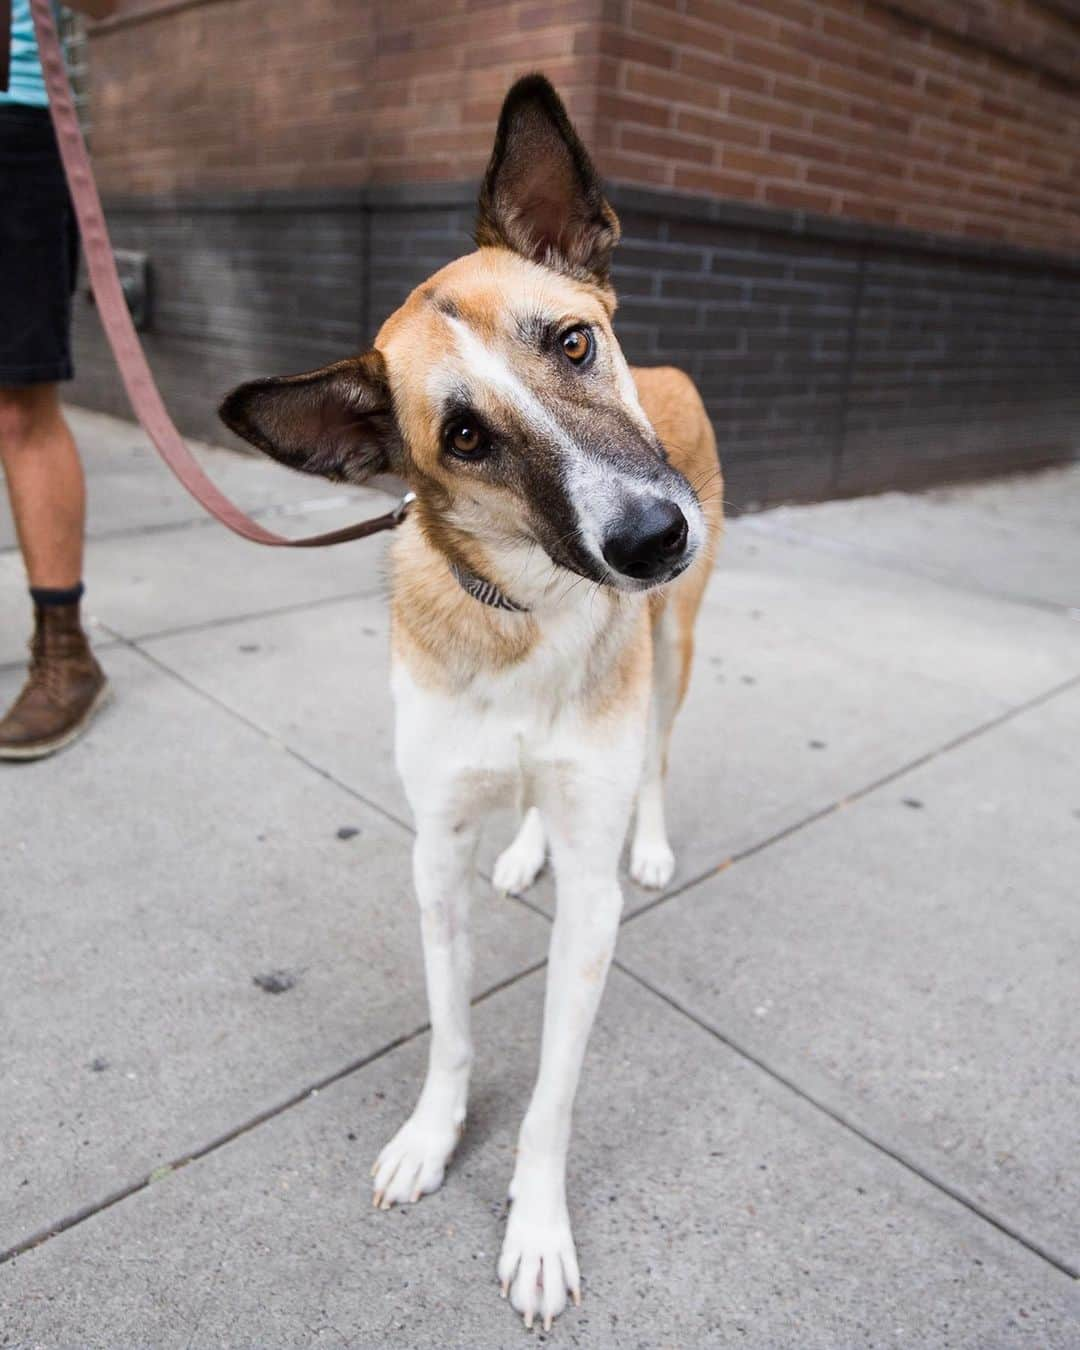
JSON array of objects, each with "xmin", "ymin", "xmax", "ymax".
[{"xmin": 1, "ymin": 409, "xmax": 1078, "ymax": 1348}]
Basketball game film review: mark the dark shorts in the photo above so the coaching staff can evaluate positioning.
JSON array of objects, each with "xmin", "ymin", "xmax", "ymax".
[{"xmin": 0, "ymin": 104, "xmax": 79, "ymax": 387}]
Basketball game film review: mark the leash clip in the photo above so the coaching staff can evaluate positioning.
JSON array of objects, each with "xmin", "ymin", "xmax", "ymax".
[{"xmin": 393, "ymin": 491, "xmax": 417, "ymax": 524}]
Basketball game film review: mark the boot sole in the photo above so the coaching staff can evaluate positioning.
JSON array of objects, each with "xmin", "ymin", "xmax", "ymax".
[{"xmin": 0, "ymin": 682, "xmax": 112, "ymax": 762}]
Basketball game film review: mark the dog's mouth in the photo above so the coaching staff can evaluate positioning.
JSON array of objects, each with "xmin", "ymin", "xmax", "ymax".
[
  {"xmin": 537, "ymin": 533, "xmax": 698, "ymax": 594},
  {"xmin": 602, "ymin": 552, "xmax": 695, "ymax": 593}
]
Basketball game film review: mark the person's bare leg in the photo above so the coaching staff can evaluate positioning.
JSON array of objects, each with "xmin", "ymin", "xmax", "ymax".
[
  {"xmin": 0, "ymin": 384, "xmax": 85, "ymax": 588},
  {"xmin": 0, "ymin": 385, "xmax": 106, "ymax": 761}
]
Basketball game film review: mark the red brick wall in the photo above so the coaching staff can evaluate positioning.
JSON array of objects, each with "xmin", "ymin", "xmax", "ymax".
[
  {"xmin": 89, "ymin": 0, "xmax": 600, "ymax": 194},
  {"xmin": 90, "ymin": 0, "xmax": 374, "ymax": 193},
  {"xmin": 365, "ymin": 0, "xmax": 601, "ymax": 184},
  {"xmin": 885, "ymin": 0, "xmax": 1080, "ymax": 84},
  {"xmin": 89, "ymin": 0, "xmax": 1080, "ymax": 254},
  {"xmin": 588, "ymin": 0, "xmax": 1080, "ymax": 252}
]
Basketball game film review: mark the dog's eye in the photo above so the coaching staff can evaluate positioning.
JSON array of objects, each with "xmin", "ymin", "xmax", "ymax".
[
  {"xmin": 445, "ymin": 420, "xmax": 488, "ymax": 458},
  {"xmin": 560, "ymin": 327, "xmax": 592, "ymax": 365}
]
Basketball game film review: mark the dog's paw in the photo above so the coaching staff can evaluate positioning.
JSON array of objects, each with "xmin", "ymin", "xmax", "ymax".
[
  {"xmin": 493, "ymin": 808, "xmax": 546, "ymax": 896},
  {"xmin": 629, "ymin": 835, "xmax": 676, "ymax": 889},
  {"xmin": 497, "ymin": 1177, "xmax": 581, "ymax": 1331},
  {"xmin": 370, "ymin": 1116, "xmax": 460, "ymax": 1210}
]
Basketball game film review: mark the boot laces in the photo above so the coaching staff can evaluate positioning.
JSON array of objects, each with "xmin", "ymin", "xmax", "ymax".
[{"xmin": 26, "ymin": 632, "xmax": 73, "ymax": 704}]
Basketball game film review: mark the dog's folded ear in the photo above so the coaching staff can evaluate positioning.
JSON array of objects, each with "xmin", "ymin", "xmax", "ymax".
[
  {"xmin": 476, "ymin": 73, "xmax": 620, "ymax": 287},
  {"xmin": 219, "ymin": 351, "xmax": 401, "ymax": 484}
]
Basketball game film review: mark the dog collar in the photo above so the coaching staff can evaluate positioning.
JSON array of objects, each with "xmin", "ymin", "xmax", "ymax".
[{"xmin": 450, "ymin": 562, "xmax": 529, "ymax": 613}]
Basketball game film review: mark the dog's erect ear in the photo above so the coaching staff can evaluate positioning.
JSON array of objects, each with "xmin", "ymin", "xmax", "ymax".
[
  {"xmin": 476, "ymin": 74, "xmax": 620, "ymax": 286},
  {"xmin": 219, "ymin": 351, "xmax": 401, "ymax": 484}
]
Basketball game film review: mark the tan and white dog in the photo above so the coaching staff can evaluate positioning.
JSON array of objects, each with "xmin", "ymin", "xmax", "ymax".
[{"xmin": 221, "ymin": 75, "xmax": 722, "ymax": 1332}]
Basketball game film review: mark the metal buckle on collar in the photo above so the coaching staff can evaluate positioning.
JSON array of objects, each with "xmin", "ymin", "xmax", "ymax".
[{"xmin": 393, "ymin": 491, "xmax": 417, "ymax": 524}]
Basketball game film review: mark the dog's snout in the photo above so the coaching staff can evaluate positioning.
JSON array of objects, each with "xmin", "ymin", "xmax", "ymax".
[{"xmin": 602, "ymin": 497, "xmax": 688, "ymax": 580}]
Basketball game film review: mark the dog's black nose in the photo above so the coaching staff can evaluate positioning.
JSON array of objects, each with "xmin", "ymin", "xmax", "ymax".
[{"xmin": 603, "ymin": 498, "xmax": 688, "ymax": 580}]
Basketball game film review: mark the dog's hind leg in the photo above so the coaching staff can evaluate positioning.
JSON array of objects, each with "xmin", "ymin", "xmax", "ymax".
[
  {"xmin": 630, "ymin": 602, "xmax": 686, "ymax": 889},
  {"xmin": 372, "ymin": 814, "xmax": 477, "ymax": 1209},
  {"xmin": 493, "ymin": 804, "xmax": 546, "ymax": 895}
]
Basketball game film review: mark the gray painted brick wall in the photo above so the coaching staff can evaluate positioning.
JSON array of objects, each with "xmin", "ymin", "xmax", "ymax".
[{"xmin": 70, "ymin": 187, "xmax": 1080, "ymax": 511}]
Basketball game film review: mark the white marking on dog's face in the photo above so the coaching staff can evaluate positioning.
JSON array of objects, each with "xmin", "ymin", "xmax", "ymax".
[
  {"xmin": 380, "ymin": 249, "xmax": 706, "ymax": 592},
  {"xmin": 440, "ymin": 315, "xmax": 577, "ymax": 457}
]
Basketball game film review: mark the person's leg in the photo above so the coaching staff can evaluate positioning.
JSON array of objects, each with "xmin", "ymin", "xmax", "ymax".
[
  {"xmin": 0, "ymin": 384, "xmax": 106, "ymax": 761},
  {"xmin": 0, "ymin": 383, "xmax": 85, "ymax": 588}
]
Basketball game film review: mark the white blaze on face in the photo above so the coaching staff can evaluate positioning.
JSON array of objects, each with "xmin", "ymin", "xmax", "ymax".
[
  {"xmin": 610, "ymin": 343, "xmax": 655, "ymax": 441},
  {"xmin": 442, "ymin": 314, "xmax": 576, "ymax": 455},
  {"xmin": 434, "ymin": 310, "xmax": 704, "ymax": 581}
]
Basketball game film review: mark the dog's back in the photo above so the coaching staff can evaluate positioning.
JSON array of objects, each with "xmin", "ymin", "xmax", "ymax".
[
  {"xmin": 634, "ymin": 363, "xmax": 723, "ymax": 562},
  {"xmin": 635, "ymin": 363, "xmax": 723, "ymax": 672}
]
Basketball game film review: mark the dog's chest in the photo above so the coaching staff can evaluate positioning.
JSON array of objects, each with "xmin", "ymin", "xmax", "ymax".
[
  {"xmin": 391, "ymin": 593, "xmax": 650, "ymax": 809},
  {"xmin": 489, "ymin": 602, "xmax": 610, "ymax": 711}
]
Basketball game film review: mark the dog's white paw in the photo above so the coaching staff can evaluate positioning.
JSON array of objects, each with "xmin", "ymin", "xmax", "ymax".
[
  {"xmin": 498, "ymin": 1191, "xmax": 581, "ymax": 1331},
  {"xmin": 629, "ymin": 835, "xmax": 676, "ymax": 889},
  {"xmin": 370, "ymin": 1116, "xmax": 460, "ymax": 1210},
  {"xmin": 493, "ymin": 807, "xmax": 546, "ymax": 896}
]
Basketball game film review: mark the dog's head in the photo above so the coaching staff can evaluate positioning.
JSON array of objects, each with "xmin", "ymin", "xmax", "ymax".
[{"xmin": 220, "ymin": 75, "xmax": 705, "ymax": 592}]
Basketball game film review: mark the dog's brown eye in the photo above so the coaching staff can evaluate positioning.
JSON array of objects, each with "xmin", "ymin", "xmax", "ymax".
[
  {"xmin": 447, "ymin": 421, "xmax": 485, "ymax": 456},
  {"xmin": 560, "ymin": 328, "xmax": 592, "ymax": 364}
]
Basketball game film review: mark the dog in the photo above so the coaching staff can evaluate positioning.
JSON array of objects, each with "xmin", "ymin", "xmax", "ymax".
[{"xmin": 220, "ymin": 74, "xmax": 723, "ymax": 1332}]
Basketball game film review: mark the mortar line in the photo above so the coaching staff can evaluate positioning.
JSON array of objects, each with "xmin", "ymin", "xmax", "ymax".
[
  {"xmin": 615, "ymin": 961, "xmax": 1079, "ymax": 1281},
  {"xmin": 623, "ymin": 668, "xmax": 1080, "ymax": 930},
  {"xmin": 0, "ymin": 957, "xmax": 549, "ymax": 1268}
]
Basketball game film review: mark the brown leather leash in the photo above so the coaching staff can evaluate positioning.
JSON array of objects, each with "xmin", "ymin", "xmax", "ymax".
[{"xmin": 28, "ymin": 0, "xmax": 411, "ymax": 547}]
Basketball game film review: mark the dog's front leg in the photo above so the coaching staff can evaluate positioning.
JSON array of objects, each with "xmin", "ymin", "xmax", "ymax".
[
  {"xmin": 372, "ymin": 813, "xmax": 477, "ymax": 1208},
  {"xmin": 497, "ymin": 761, "xmax": 636, "ymax": 1330}
]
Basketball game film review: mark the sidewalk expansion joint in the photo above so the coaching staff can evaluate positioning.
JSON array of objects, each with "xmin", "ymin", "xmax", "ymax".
[
  {"xmin": 6, "ymin": 649, "xmax": 1074, "ymax": 1277},
  {"xmin": 49, "ymin": 484, "xmax": 400, "ymax": 552},
  {"xmin": 112, "ymin": 583, "xmax": 389, "ymax": 648},
  {"xmin": 0, "ymin": 956, "xmax": 548, "ymax": 1269},
  {"xmin": 742, "ymin": 515, "xmax": 1078, "ymax": 618},
  {"xmin": 616, "ymin": 961, "xmax": 1080, "ymax": 1282},
  {"xmin": 0, "ymin": 505, "xmax": 292, "ymax": 556},
  {"xmin": 623, "ymin": 668, "xmax": 1080, "ymax": 931},
  {"xmin": 104, "ymin": 631, "xmax": 415, "ymax": 839}
]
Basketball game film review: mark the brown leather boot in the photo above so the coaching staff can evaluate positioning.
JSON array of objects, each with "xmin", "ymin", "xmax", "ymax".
[{"xmin": 0, "ymin": 602, "xmax": 109, "ymax": 761}]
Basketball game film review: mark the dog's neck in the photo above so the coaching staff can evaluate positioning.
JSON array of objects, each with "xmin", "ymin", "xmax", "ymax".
[
  {"xmin": 413, "ymin": 502, "xmax": 623, "ymax": 619},
  {"xmin": 454, "ymin": 533, "xmax": 618, "ymax": 619},
  {"xmin": 390, "ymin": 518, "xmax": 646, "ymax": 699},
  {"xmin": 449, "ymin": 560, "xmax": 529, "ymax": 613}
]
